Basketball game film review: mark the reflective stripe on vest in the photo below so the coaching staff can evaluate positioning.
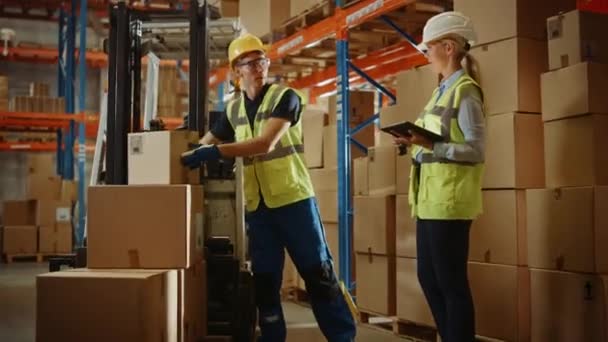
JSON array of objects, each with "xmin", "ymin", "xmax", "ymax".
[
  {"xmin": 408, "ymin": 73, "xmax": 484, "ymax": 220},
  {"xmin": 226, "ymin": 84, "xmax": 314, "ymax": 211}
]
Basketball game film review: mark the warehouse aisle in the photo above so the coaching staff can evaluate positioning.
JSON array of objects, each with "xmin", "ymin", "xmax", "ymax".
[{"xmin": 0, "ymin": 263, "xmax": 406, "ymax": 342}]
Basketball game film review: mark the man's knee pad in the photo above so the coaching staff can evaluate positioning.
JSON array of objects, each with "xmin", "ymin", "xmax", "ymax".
[
  {"xmin": 301, "ymin": 260, "xmax": 341, "ymax": 301},
  {"xmin": 253, "ymin": 272, "xmax": 281, "ymax": 308}
]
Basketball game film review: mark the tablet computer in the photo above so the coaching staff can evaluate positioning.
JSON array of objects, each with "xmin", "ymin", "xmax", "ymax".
[{"xmin": 380, "ymin": 121, "xmax": 445, "ymax": 143}]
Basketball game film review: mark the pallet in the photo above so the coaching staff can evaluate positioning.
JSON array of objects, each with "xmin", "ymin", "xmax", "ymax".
[
  {"xmin": 270, "ymin": 0, "xmax": 336, "ymax": 41},
  {"xmin": 3, "ymin": 253, "xmax": 74, "ymax": 264},
  {"xmin": 358, "ymin": 310, "xmax": 395, "ymax": 333},
  {"xmin": 392, "ymin": 319, "xmax": 437, "ymax": 342}
]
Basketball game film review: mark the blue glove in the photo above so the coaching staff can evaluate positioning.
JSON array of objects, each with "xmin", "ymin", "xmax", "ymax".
[{"xmin": 181, "ymin": 144, "xmax": 222, "ymax": 169}]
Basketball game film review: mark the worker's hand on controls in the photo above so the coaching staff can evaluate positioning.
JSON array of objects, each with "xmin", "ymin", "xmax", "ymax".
[{"xmin": 181, "ymin": 144, "xmax": 222, "ymax": 169}]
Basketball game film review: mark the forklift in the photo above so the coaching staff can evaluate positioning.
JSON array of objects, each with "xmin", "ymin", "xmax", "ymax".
[{"xmin": 49, "ymin": 1, "xmax": 257, "ymax": 340}]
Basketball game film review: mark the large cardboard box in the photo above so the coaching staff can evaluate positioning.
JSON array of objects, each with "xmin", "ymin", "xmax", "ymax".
[
  {"xmin": 544, "ymin": 114, "xmax": 608, "ymax": 187},
  {"xmin": 484, "ymin": 112, "xmax": 545, "ymax": 189},
  {"xmin": 27, "ymin": 175, "xmax": 62, "ymax": 201},
  {"xmin": 396, "ymin": 257, "xmax": 435, "ymax": 327},
  {"xmin": 316, "ymin": 191, "xmax": 337, "ymax": 223},
  {"xmin": 368, "ymin": 146, "xmax": 396, "ymax": 196},
  {"xmin": 36, "ymin": 200, "xmax": 72, "ymax": 226},
  {"xmin": 308, "ymin": 168, "xmax": 337, "ymax": 193},
  {"xmin": 322, "ymin": 125, "xmax": 337, "ymax": 168},
  {"xmin": 355, "ymin": 253, "xmax": 396, "ymax": 316},
  {"xmin": 471, "ymin": 38, "xmax": 547, "ymax": 115},
  {"xmin": 27, "ymin": 153, "xmax": 55, "ymax": 176},
  {"xmin": 547, "ymin": 9, "xmax": 608, "ymax": 70},
  {"xmin": 526, "ymin": 186, "xmax": 608, "ymax": 273},
  {"xmin": 530, "ymin": 269, "xmax": 607, "ymax": 342},
  {"xmin": 290, "ymin": 0, "xmax": 322, "ymax": 17},
  {"xmin": 239, "ymin": 0, "xmax": 290, "ymax": 37},
  {"xmin": 328, "ymin": 91, "xmax": 375, "ymax": 125},
  {"xmin": 379, "ymin": 104, "xmax": 406, "ymax": 129},
  {"xmin": 2, "ymin": 226, "xmax": 37, "ymax": 254},
  {"xmin": 37, "ymin": 262, "xmax": 206, "ymax": 342},
  {"xmin": 395, "ymin": 153, "xmax": 411, "ymax": 195},
  {"xmin": 471, "ymin": 190, "xmax": 527, "ymax": 266},
  {"xmin": 39, "ymin": 224, "xmax": 72, "ymax": 254},
  {"xmin": 128, "ymin": 131, "xmax": 200, "ymax": 185},
  {"xmin": 393, "ymin": 65, "xmax": 437, "ymax": 122},
  {"xmin": 353, "ymin": 157, "xmax": 369, "ymax": 195},
  {"xmin": 302, "ymin": 109, "xmax": 326, "ymax": 168},
  {"xmin": 87, "ymin": 185, "xmax": 204, "ymax": 269},
  {"xmin": 218, "ymin": 0, "xmax": 239, "ymax": 17},
  {"xmin": 454, "ymin": 0, "xmax": 576, "ymax": 45},
  {"xmin": 353, "ymin": 195, "xmax": 396, "ymax": 255},
  {"xmin": 468, "ymin": 262, "xmax": 531, "ymax": 342},
  {"xmin": 2, "ymin": 200, "xmax": 37, "ymax": 226},
  {"xmin": 541, "ymin": 62, "xmax": 608, "ymax": 122},
  {"xmin": 396, "ymin": 195, "xmax": 416, "ymax": 258}
]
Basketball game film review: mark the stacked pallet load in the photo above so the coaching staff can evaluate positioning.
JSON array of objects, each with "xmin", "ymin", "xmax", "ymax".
[
  {"xmin": 527, "ymin": 8, "xmax": 608, "ymax": 341},
  {"xmin": 36, "ymin": 130, "xmax": 207, "ymax": 341},
  {"xmin": 10, "ymin": 82, "xmax": 66, "ymax": 113},
  {"xmin": 1, "ymin": 154, "xmax": 76, "ymax": 263}
]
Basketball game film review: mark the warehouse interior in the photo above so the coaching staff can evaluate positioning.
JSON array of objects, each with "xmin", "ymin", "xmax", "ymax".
[{"xmin": 1, "ymin": 0, "xmax": 608, "ymax": 341}]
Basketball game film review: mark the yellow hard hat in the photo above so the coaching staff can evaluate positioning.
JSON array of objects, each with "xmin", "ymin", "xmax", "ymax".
[{"xmin": 228, "ymin": 33, "xmax": 266, "ymax": 68}]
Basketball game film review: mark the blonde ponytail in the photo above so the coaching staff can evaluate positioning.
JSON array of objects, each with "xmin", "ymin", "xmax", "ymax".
[{"xmin": 463, "ymin": 53, "xmax": 480, "ymax": 85}]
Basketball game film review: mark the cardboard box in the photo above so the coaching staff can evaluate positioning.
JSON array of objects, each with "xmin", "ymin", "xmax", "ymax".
[
  {"xmin": 354, "ymin": 195, "xmax": 395, "ymax": 255},
  {"xmin": 60, "ymin": 180, "xmax": 78, "ymax": 202},
  {"xmin": 374, "ymin": 130, "xmax": 394, "ymax": 147},
  {"xmin": 396, "ymin": 195, "xmax": 416, "ymax": 258},
  {"xmin": 39, "ymin": 224, "xmax": 72, "ymax": 254},
  {"xmin": 396, "ymin": 257, "xmax": 435, "ymax": 327},
  {"xmin": 541, "ymin": 62, "xmax": 608, "ymax": 122},
  {"xmin": 368, "ymin": 146, "xmax": 396, "ymax": 196},
  {"xmin": 2, "ymin": 200, "xmax": 37, "ymax": 226},
  {"xmin": 353, "ymin": 157, "xmax": 369, "ymax": 195},
  {"xmin": 37, "ymin": 262, "xmax": 206, "ymax": 342},
  {"xmin": 239, "ymin": 0, "xmax": 290, "ymax": 37},
  {"xmin": 2, "ymin": 226, "xmax": 37, "ymax": 254},
  {"xmin": 87, "ymin": 185, "xmax": 204, "ymax": 269},
  {"xmin": 355, "ymin": 253, "xmax": 396, "ymax": 316},
  {"xmin": 324, "ymin": 223, "xmax": 340, "ymax": 277},
  {"xmin": 219, "ymin": 0, "xmax": 239, "ymax": 17},
  {"xmin": 484, "ymin": 112, "xmax": 545, "ymax": 189},
  {"xmin": 468, "ymin": 262, "xmax": 531, "ymax": 342},
  {"xmin": 395, "ymin": 153, "xmax": 411, "ymax": 194},
  {"xmin": 37, "ymin": 200, "xmax": 72, "ymax": 226},
  {"xmin": 302, "ymin": 109, "xmax": 326, "ymax": 168},
  {"xmin": 471, "ymin": 38, "xmax": 547, "ymax": 115},
  {"xmin": 308, "ymin": 167, "xmax": 337, "ymax": 192},
  {"xmin": 315, "ymin": 191, "xmax": 337, "ymax": 223},
  {"xmin": 526, "ymin": 186, "xmax": 608, "ymax": 273},
  {"xmin": 290, "ymin": 0, "xmax": 322, "ymax": 17},
  {"xmin": 530, "ymin": 269, "xmax": 607, "ymax": 342},
  {"xmin": 27, "ymin": 153, "xmax": 55, "ymax": 176},
  {"xmin": 470, "ymin": 190, "xmax": 527, "ymax": 265},
  {"xmin": 547, "ymin": 9, "xmax": 608, "ymax": 70},
  {"xmin": 128, "ymin": 131, "xmax": 200, "ymax": 185},
  {"xmin": 27, "ymin": 175, "xmax": 62, "ymax": 201},
  {"xmin": 379, "ymin": 103, "xmax": 407, "ymax": 128},
  {"xmin": 29, "ymin": 82, "xmax": 50, "ymax": 97},
  {"xmin": 544, "ymin": 114, "xmax": 608, "ymax": 187},
  {"xmin": 328, "ymin": 91, "xmax": 375, "ymax": 125},
  {"xmin": 454, "ymin": 0, "xmax": 576, "ymax": 45},
  {"xmin": 322, "ymin": 125, "xmax": 337, "ymax": 168},
  {"xmin": 394, "ymin": 65, "xmax": 437, "ymax": 122}
]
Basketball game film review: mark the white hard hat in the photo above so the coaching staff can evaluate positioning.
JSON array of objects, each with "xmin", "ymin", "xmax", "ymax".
[{"xmin": 417, "ymin": 11, "xmax": 477, "ymax": 52}]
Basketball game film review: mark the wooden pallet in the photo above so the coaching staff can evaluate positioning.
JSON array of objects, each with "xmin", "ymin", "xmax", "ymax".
[
  {"xmin": 3, "ymin": 253, "xmax": 74, "ymax": 264},
  {"xmin": 358, "ymin": 310, "xmax": 395, "ymax": 333},
  {"xmin": 392, "ymin": 319, "xmax": 437, "ymax": 342},
  {"xmin": 271, "ymin": 0, "xmax": 336, "ymax": 41}
]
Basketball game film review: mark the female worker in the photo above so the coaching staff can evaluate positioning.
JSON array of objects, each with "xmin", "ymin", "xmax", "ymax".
[{"xmin": 394, "ymin": 12, "xmax": 485, "ymax": 342}]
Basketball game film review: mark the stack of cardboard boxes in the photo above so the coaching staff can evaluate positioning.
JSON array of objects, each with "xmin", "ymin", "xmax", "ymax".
[
  {"xmin": 36, "ymin": 130, "xmax": 208, "ymax": 341},
  {"xmin": 0, "ymin": 75, "xmax": 8, "ymax": 111},
  {"xmin": 1, "ymin": 154, "xmax": 75, "ymax": 259},
  {"xmin": 527, "ymin": 8, "xmax": 608, "ymax": 341},
  {"xmin": 10, "ymin": 81, "xmax": 66, "ymax": 113},
  {"xmin": 155, "ymin": 65, "xmax": 189, "ymax": 119}
]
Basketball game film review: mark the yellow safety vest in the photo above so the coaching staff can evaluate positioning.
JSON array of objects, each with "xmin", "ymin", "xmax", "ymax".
[
  {"xmin": 226, "ymin": 84, "xmax": 315, "ymax": 212},
  {"xmin": 408, "ymin": 73, "xmax": 485, "ymax": 220}
]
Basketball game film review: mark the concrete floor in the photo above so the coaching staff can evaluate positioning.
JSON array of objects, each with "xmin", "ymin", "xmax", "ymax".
[{"xmin": 0, "ymin": 262, "xmax": 407, "ymax": 342}]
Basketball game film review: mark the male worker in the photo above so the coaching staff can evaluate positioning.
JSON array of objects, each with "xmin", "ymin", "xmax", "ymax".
[{"xmin": 181, "ymin": 34, "xmax": 356, "ymax": 342}]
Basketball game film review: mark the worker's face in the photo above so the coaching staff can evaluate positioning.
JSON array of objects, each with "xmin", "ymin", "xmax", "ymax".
[
  {"xmin": 234, "ymin": 51, "xmax": 269, "ymax": 89},
  {"xmin": 425, "ymin": 40, "xmax": 454, "ymax": 74}
]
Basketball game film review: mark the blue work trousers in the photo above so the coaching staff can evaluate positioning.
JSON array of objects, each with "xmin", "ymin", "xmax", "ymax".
[{"xmin": 246, "ymin": 197, "xmax": 356, "ymax": 342}]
